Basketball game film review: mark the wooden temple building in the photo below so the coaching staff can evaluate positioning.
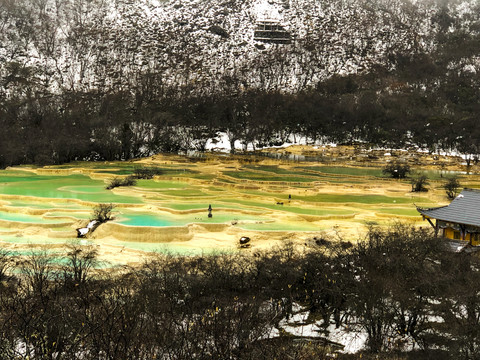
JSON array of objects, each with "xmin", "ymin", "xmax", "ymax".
[
  {"xmin": 417, "ymin": 188, "xmax": 480, "ymax": 246},
  {"xmin": 254, "ymin": 20, "xmax": 291, "ymax": 44}
]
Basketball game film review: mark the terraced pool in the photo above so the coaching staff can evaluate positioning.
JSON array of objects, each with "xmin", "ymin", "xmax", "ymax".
[
  {"xmin": 0, "ymin": 156, "xmax": 466, "ymax": 263},
  {"xmin": 0, "ymin": 172, "xmax": 141, "ymax": 203},
  {"xmin": 116, "ymin": 211, "xmax": 270, "ymax": 227},
  {"xmin": 0, "ymin": 210, "xmax": 73, "ymax": 224}
]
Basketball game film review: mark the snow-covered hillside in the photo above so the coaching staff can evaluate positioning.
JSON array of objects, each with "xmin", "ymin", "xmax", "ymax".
[{"xmin": 1, "ymin": 0, "xmax": 478, "ymax": 96}]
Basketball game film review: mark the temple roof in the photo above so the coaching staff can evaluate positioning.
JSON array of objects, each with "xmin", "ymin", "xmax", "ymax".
[{"xmin": 417, "ymin": 188, "xmax": 480, "ymax": 228}]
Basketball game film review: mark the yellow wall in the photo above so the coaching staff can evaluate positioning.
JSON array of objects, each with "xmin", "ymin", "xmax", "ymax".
[
  {"xmin": 471, "ymin": 233, "xmax": 480, "ymax": 246},
  {"xmin": 443, "ymin": 227, "xmax": 480, "ymax": 246},
  {"xmin": 443, "ymin": 228, "xmax": 460, "ymax": 240}
]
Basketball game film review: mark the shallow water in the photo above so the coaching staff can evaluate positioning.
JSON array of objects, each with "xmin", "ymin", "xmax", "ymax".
[
  {"xmin": 116, "ymin": 211, "xmax": 269, "ymax": 227},
  {"xmin": 0, "ymin": 211, "xmax": 72, "ymax": 224},
  {"xmin": 295, "ymin": 165, "xmax": 464, "ymax": 180},
  {"xmin": 238, "ymin": 222, "xmax": 322, "ymax": 231},
  {"xmin": 0, "ymin": 171, "xmax": 141, "ymax": 203},
  {"xmin": 221, "ymin": 198, "xmax": 356, "ymax": 215},
  {"xmin": 0, "ymin": 160, "xmax": 462, "ymax": 264},
  {"xmin": 0, "ymin": 234, "xmax": 76, "ymax": 244},
  {"xmin": 112, "ymin": 241, "xmax": 224, "ymax": 256},
  {"xmin": 300, "ymin": 166, "xmax": 383, "ymax": 177},
  {"xmin": 6, "ymin": 200, "xmax": 88, "ymax": 210},
  {"xmin": 44, "ymin": 211, "xmax": 92, "ymax": 220}
]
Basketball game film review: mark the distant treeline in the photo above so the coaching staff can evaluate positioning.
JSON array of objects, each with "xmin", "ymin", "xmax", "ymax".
[
  {"xmin": 1, "ymin": 55, "xmax": 479, "ymax": 168},
  {"xmin": 0, "ymin": 226, "xmax": 479, "ymax": 359}
]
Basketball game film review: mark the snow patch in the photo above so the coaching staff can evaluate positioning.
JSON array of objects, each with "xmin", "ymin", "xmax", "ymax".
[
  {"xmin": 326, "ymin": 323, "xmax": 368, "ymax": 354},
  {"xmin": 254, "ymin": 0, "xmax": 282, "ymax": 22},
  {"xmin": 87, "ymin": 220, "xmax": 98, "ymax": 229},
  {"xmin": 78, "ymin": 228, "xmax": 89, "ymax": 236}
]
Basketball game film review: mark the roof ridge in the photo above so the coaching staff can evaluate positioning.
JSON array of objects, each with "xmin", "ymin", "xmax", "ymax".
[
  {"xmin": 462, "ymin": 188, "xmax": 480, "ymax": 193},
  {"xmin": 416, "ymin": 204, "xmax": 448, "ymax": 212}
]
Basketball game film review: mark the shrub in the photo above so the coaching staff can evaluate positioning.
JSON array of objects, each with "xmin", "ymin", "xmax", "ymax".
[
  {"xmin": 92, "ymin": 203, "xmax": 114, "ymax": 223},
  {"xmin": 63, "ymin": 243, "xmax": 99, "ymax": 286},
  {"xmin": 410, "ymin": 174, "xmax": 429, "ymax": 192},
  {"xmin": 121, "ymin": 175, "xmax": 137, "ymax": 186},
  {"xmin": 0, "ymin": 249, "xmax": 12, "ymax": 281},
  {"xmin": 0, "ymin": 228, "xmax": 474, "ymax": 359},
  {"xmin": 444, "ymin": 176, "xmax": 461, "ymax": 199},
  {"xmin": 106, "ymin": 175, "xmax": 137, "ymax": 189},
  {"xmin": 382, "ymin": 162, "xmax": 411, "ymax": 179},
  {"xmin": 133, "ymin": 167, "xmax": 163, "ymax": 179},
  {"xmin": 106, "ymin": 177, "xmax": 122, "ymax": 190}
]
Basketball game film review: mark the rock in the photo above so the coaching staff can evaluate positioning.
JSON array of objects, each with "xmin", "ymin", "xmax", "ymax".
[
  {"xmin": 208, "ymin": 25, "xmax": 229, "ymax": 38},
  {"xmin": 239, "ymin": 236, "xmax": 251, "ymax": 248}
]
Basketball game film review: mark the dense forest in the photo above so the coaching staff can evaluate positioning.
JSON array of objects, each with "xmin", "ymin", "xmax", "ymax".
[
  {"xmin": 0, "ymin": 226, "xmax": 479, "ymax": 359},
  {"xmin": 0, "ymin": 0, "xmax": 479, "ymax": 167}
]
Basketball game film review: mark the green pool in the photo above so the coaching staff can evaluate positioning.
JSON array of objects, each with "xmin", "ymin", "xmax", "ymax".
[
  {"xmin": 113, "ymin": 241, "xmax": 226, "ymax": 256},
  {"xmin": 44, "ymin": 211, "xmax": 92, "ymax": 220},
  {"xmin": 0, "ymin": 211, "xmax": 72, "ymax": 224},
  {"xmin": 116, "ymin": 211, "xmax": 270, "ymax": 227},
  {"xmin": 5, "ymin": 200, "xmax": 88, "ymax": 210},
  {"xmin": 0, "ymin": 171, "xmax": 142, "ymax": 204}
]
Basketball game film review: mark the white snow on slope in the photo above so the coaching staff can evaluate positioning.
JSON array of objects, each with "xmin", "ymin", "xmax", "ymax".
[{"xmin": 254, "ymin": 0, "xmax": 282, "ymax": 21}]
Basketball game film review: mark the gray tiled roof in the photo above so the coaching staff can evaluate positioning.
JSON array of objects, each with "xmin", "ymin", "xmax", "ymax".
[{"xmin": 417, "ymin": 189, "xmax": 480, "ymax": 227}]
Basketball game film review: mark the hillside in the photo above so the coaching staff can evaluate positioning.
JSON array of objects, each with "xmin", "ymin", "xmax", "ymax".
[
  {"xmin": 0, "ymin": 0, "xmax": 479, "ymax": 167},
  {"xmin": 1, "ymin": 0, "xmax": 475, "ymax": 94}
]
